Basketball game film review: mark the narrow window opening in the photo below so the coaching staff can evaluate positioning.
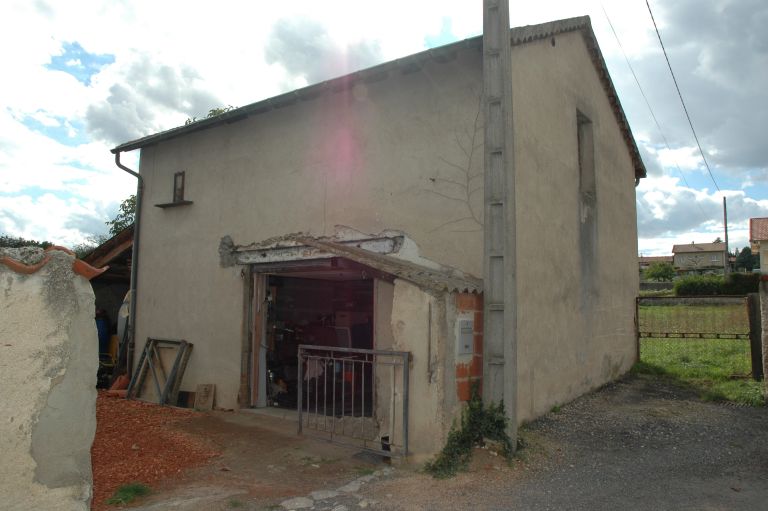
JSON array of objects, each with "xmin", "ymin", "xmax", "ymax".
[
  {"xmin": 173, "ymin": 171, "xmax": 185, "ymax": 203},
  {"xmin": 577, "ymin": 110, "xmax": 598, "ymax": 305},
  {"xmin": 577, "ymin": 111, "xmax": 596, "ymax": 210}
]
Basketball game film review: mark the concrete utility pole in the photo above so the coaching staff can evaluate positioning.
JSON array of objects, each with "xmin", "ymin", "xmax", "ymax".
[
  {"xmin": 723, "ymin": 196, "xmax": 729, "ymax": 274},
  {"xmin": 482, "ymin": 0, "xmax": 517, "ymax": 447}
]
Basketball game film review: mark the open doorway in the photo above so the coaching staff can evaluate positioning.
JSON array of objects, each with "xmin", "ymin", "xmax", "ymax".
[{"xmin": 260, "ymin": 270, "xmax": 374, "ymax": 410}]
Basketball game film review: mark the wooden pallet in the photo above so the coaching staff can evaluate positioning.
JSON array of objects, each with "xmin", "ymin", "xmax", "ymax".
[{"xmin": 126, "ymin": 338, "xmax": 193, "ymax": 405}]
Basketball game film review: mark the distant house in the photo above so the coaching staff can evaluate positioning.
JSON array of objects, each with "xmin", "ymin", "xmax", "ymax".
[
  {"xmin": 672, "ymin": 242, "xmax": 727, "ymax": 275},
  {"xmin": 750, "ymin": 217, "xmax": 768, "ymax": 272},
  {"xmin": 638, "ymin": 255, "xmax": 673, "ymax": 273}
]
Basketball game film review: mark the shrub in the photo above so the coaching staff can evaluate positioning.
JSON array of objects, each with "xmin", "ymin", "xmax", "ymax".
[
  {"xmin": 674, "ymin": 273, "xmax": 759, "ymax": 296},
  {"xmin": 721, "ymin": 272, "xmax": 759, "ymax": 295},
  {"xmin": 674, "ymin": 275, "xmax": 724, "ymax": 296}
]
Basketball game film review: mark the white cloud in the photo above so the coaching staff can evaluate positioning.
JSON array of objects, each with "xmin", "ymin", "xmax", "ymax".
[
  {"xmin": 0, "ymin": 0, "xmax": 765, "ymax": 252},
  {"xmin": 636, "ymin": 175, "xmax": 768, "ymax": 255},
  {"xmin": 656, "ymin": 146, "xmax": 702, "ymax": 172}
]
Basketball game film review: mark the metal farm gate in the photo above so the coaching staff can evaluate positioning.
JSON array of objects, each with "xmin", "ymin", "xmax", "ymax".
[
  {"xmin": 636, "ymin": 295, "xmax": 763, "ymax": 380},
  {"xmin": 297, "ymin": 345, "xmax": 410, "ymax": 458}
]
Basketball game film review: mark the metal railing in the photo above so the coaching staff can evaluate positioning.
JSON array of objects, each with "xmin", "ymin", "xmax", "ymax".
[
  {"xmin": 297, "ymin": 345, "xmax": 410, "ymax": 457},
  {"xmin": 637, "ymin": 296, "xmax": 750, "ymax": 339},
  {"xmin": 636, "ymin": 296, "xmax": 755, "ymax": 379}
]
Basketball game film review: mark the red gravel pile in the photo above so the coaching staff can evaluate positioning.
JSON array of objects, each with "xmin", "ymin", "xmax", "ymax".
[{"xmin": 91, "ymin": 391, "xmax": 220, "ymax": 510}]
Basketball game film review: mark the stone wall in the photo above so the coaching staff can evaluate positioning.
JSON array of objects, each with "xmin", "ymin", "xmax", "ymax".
[{"xmin": 0, "ymin": 246, "xmax": 103, "ymax": 510}]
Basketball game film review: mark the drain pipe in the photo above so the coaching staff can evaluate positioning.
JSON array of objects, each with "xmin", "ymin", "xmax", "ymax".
[{"xmin": 115, "ymin": 151, "xmax": 143, "ymax": 376}]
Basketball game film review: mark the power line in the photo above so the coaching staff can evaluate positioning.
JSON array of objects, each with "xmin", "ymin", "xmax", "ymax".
[
  {"xmin": 601, "ymin": 4, "xmax": 709, "ymax": 219},
  {"xmin": 645, "ymin": 0, "xmax": 721, "ymax": 193},
  {"xmin": 601, "ymin": 5, "xmax": 694, "ymax": 190}
]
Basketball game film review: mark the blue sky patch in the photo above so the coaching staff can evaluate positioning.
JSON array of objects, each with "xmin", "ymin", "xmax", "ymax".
[
  {"xmin": 21, "ymin": 114, "xmax": 88, "ymax": 147},
  {"xmin": 425, "ymin": 17, "xmax": 456, "ymax": 48},
  {"xmin": 46, "ymin": 41, "xmax": 115, "ymax": 85}
]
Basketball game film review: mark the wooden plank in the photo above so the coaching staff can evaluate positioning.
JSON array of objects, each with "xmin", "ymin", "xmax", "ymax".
[{"xmin": 89, "ymin": 237, "xmax": 133, "ymax": 268}]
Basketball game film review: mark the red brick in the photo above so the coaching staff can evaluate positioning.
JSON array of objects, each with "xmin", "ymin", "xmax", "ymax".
[
  {"xmin": 473, "ymin": 333, "xmax": 483, "ymax": 354},
  {"xmin": 456, "ymin": 293, "xmax": 483, "ymax": 311},
  {"xmin": 474, "ymin": 312, "xmax": 484, "ymax": 333},
  {"xmin": 470, "ymin": 355, "xmax": 483, "ymax": 377},
  {"xmin": 456, "ymin": 378, "xmax": 471, "ymax": 401},
  {"xmin": 455, "ymin": 363, "xmax": 470, "ymax": 379}
]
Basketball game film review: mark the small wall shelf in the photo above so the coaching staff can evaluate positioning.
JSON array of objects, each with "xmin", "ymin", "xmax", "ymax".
[{"xmin": 154, "ymin": 200, "xmax": 194, "ymax": 209}]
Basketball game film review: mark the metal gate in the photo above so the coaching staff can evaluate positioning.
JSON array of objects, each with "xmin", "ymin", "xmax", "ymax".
[
  {"xmin": 297, "ymin": 345, "xmax": 410, "ymax": 457},
  {"xmin": 636, "ymin": 295, "xmax": 761, "ymax": 380}
]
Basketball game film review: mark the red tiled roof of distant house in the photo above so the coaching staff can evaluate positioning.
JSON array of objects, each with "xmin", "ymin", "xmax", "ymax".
[{"xmin": 750, "ymin": 217, "xmax": 768, "ymax": 242}]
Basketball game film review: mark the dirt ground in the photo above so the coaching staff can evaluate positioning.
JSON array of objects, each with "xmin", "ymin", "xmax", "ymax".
[
  {"xmin": 92, "ymin": 401, "xmax": 387, "ymax": 511},
  {"xmin": 95, "ymin": 376, "xmax": 768, "ymax": 510}
]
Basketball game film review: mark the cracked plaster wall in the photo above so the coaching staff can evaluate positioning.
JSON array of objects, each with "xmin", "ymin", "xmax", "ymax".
[{"xmin": 0, "ymin": 248, "xmax": 97, "ymax": 510}]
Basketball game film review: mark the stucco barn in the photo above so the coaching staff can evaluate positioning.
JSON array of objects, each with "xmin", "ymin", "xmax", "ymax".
[{"xmin": 111, "ymin": 16, "xmax": 645, "ymax": 458}]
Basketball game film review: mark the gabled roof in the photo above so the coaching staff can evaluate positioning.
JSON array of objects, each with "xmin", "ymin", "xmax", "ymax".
[
  {"xmin": 750, "ymin": 217, "xmax": 768, "ymax": 242},
  {"xmin": 672, "ymin": 242, "xmax": 726, "ymax": 254},
  {"xmin": 111, "ymin": 16, "xmax": 646, "ymax": 180}
]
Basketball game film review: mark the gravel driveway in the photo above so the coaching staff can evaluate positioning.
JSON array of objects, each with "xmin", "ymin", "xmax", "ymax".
[
  {"xmin": 122, "ymin": 375, "xmax": 768, "ymax": 510},
  {"xmin": 354, "ymin": 376, "xmax": 768, "ymax": 511}
]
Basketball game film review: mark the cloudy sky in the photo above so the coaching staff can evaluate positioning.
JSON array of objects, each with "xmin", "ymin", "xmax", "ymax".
[{"xmin": 1, "ymin": 0, "xmax": 766, "ymax": 255}]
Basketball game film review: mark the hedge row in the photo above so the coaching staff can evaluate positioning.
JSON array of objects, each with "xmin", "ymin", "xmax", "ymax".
[{"xmin": 674, "ymin": 273, "xmax": 760, "ymax": 296}]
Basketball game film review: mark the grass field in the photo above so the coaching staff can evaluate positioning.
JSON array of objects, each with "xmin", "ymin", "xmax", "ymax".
[
  {"xmin": 638, "ymin": 304, "xmax": 749, "ymax": 336},
  {"xmin": 636, "ymin": 303, "xmax": 763, "ymax": 406}
]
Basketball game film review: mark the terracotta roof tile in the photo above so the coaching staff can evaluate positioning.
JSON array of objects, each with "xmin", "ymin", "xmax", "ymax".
[
  {"xmin": 750, "ymin": 218, "xmax": 768, "ymax": 241},
  {"xmin": 0, "ymin": 246, "xmax": 107, "ymax": 280}
]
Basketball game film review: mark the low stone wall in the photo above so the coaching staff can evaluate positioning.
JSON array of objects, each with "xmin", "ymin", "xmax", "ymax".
[{"xmin": 0, "ymin": 247, "xmax": 103, "ymax": 510}]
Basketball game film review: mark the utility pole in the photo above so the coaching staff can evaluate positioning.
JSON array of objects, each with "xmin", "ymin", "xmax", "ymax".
[
  {"xmin": 723, "ymin": 196, "xmax": 729, "ymax": 274},
  {"xmin": 482, "ymin": 0, "xmax": 517, "ymax": 447}
]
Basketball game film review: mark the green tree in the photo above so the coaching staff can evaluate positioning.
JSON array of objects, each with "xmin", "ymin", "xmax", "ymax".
[
  {"xmin": 106, "ymin": 195, "xmax": 136, "ymax": 236},
  {"xmin": 735, "ymin": 246, "xmax": 758, "ymax": 272},
  {"xmin": 184, "ymin": 105, "xmax": 236, "ymax": 125},
  {"xmin": 645, "ymin": 262, "xmax": 675, "ymax": 282},
  {"xmin": 71, "ymin": 234, "xmax": 111, "ymax": 259},
  {"xmin": 0, "ymin": 234, "xmax": 52, "ymax": 249},
  {"xmin": 713, "ymin": 236, "xmax": 723, "ymax": 243}
]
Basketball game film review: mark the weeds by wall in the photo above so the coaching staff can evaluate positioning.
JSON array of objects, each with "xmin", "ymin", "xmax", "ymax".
[{"xmin": 424, "ymin": 387, "xmax": 513, "ymax": 478}]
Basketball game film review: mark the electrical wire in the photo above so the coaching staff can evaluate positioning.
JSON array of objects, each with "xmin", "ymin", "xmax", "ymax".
[
  {"xmin": 601, "ymin": 4, "xmax": 708, "ymax": 219},
  {"xmin": 645, "ymin": 0, "xmax": 721, "ymax": 193}
]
